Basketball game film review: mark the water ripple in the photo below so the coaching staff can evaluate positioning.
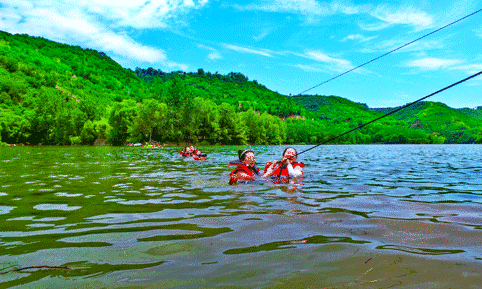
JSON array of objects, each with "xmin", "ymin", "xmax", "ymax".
[{"xmin": 1, "ymin": 145, "xmax": 481, "ymax": 288}]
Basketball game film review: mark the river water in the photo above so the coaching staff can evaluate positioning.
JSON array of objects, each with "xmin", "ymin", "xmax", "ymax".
[{"xmin": 0, "ymin": 145, "xmax": 481, "ymax": 288}]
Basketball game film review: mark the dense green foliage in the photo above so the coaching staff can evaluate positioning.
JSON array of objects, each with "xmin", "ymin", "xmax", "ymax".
[
  {"xmin": 292, "ymin": 95, "xmax": 450, "ymax": 144},
  {"xmin": 373, "ymin": 102, "xmax": 482, "ymax": 143},
  {"xmin": 0, "ymin": 30, "xmax": 481, "ymax": 146}
]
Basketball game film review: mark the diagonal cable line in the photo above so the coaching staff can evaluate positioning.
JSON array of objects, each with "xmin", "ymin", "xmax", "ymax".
[
  {"xmin": 296, "ymin": 70, "xmax": 482, "ymax": 156},
  {"xmin": 295, "ymin": 8, "xmax": 482, "ymax": 96}
]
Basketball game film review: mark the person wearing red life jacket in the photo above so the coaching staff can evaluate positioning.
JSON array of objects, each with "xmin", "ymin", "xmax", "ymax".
[
  {"xmin": 229, "ymin": 149, "xmax": 274, "ymax": 185},
  {"xmin": 179, "ymin": 146, "xmax": 193, "ymax": 157},
  {"xmin": 190, "ymin": 145, "xmax": 200, "ymax": 156},
  {"xmin": 189, "ymin": 145, "xmax": 207, "ymax": 160},
  {"xmin": 264, "ymin": 147, "xmax": 304, "ymax": 182}
]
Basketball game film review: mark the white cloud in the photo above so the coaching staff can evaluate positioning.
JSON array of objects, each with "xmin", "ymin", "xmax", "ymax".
[
  {"xmin": 305, "ymin": 50, "xmax": 353, "ymax": 71},
  {"xmin": 369, "ymin": 5, "xmax": 433, "ymax": 30},
  {"xmin": 198, "ymin": 44, "xmax": 222, "ymax": 60},
  {"xmin": 208, "ymin": 51, "xmax": 222, "ymax": 60},
  {"xmin": 358, "ymin": 21, "xmax": 392, "ymax": 31},
  {"xmin": 295, "ymin": 64, "xmax": 327, "ymax": 73},
  {"xmin": 342, "ymin": 34, "xmax": 377, "ymax": 42},
  {"xmin": 236, "ymin": 0, "xmax": 332, "ymax": 15},
  {"xmin": 451, "ymin": 64, "xmax": 482, "ymax": 74},
  {"xmin": 405, "ymin": 57, "xmax": 462, "ymax": 70},
  {"xmin": 223, "ymin": 44, "xmax": 273, "ymax": 57},
  {"xmin": 35, "ymin": 9, "xmax": 99, "ymax": 35},
  {"xmin": 476, "ymin": 26, "xmax": 482, "ymax": 38},
  {"xmin": 361, "ymin": 38, "xmax": 444, "ymax": 54},
  {"xmin": 253, "ymin": 29, "xmax": 272, "ymax": 41},
  {"xmin": 73, "ymin": 0, "xmax": 209, "ymax": 29},
  {"xmin": 359, "ymin": 6, "xmax": 433, "ymax": 31},
  {"xmin": 236, "ymin": 1, "xmax": 432, "ymax": 30},
  {"xmin": 0, "ymin": 0, "xmax": 201, "ymax": 70},
  {"xmin": 235, "ymin": 0, "xmax": 365, "ymax": 24}
]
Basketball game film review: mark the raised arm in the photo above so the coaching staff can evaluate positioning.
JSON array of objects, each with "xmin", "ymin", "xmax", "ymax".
[
  {"xmin": 261, "ymin": 161, "xmax": 277, "ymax": 178},
  {"xmin": 287, "ymin": 162, "xmax": 303, "ymax": 177}
]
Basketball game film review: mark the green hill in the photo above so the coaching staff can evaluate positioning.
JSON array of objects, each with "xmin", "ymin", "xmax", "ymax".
[
  {"xmin": 457, "ymin": 107, "xmax": 482, "ymax": 120},
  {"xmin": 0, "ymin": 30, "xmax": 292, "ymax": 145},
  {"xmin": 0, "ymin": 30, "xmax": 481, "ymax": 145},
  {"xmin": 293, "ymin": 93, "xmax": 482, "ymax": 144},
  {"xmin": 135, "ymin": 68, "xmax": 304, "ymax": 117},
  {"xmin": 292, "ymin": 95, "xmax": 375, "ymax": 121},
  {"xmin": 372, "ymin": 102, "xmax": 482, "ymax": 143},
  {"xmin": 292, "ymin": 95, "xmax": 451, "ymax": 144}
]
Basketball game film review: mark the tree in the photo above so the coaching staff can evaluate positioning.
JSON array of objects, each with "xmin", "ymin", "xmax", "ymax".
[
  {"xmin": 0, "ymin": 108, "xmax": 31, "ymax": 144},
  {"xmin": 191, "ymin": 97, "xmax": 220, "ymax": 143},
  {"xmin": 80, "ymin": 120, "xmax": 96, "ymax": 145},
  {"xmin": 162, "ymin": 77, "xmax": 188, "ymax": 142},
  {"xmin": 240, "ymin": 109, "xmax": 266, "ymax": 144},
  {"xmin": 261, "ymin": 112, "xmax": 286, "ymax": 144},
  {"xmin": 218, "ymin": 103, "xmax": 246, "ymax": 145},
  {"xmin": 107, "ymin": 100, "xmax": 137, "ymax": 145},
  {"xmin": 130, "ymin": 99, "xmax": 167, "ymax": 142},
  {"xmin": 93, "ymin": 118, "xmax": 110, "ymax": 140}
]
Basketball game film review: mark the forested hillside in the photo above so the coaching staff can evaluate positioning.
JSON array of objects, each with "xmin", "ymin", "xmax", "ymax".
[
  {"xmin": 0, "ymin": 30, "xmax": 481, "ymax": 146},
  {"xmin": 0, "ymin": 31, "xmax": 287, "ymax": 145},
  {"xmin": 295, "ymin": 96, "xmax": 435, "ymax": 144},
  {"xmin": 373, "ymin": 102, "xmax": 482, "ymax": 143}
]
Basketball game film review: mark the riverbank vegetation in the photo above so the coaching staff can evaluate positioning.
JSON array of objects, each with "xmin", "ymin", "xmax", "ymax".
[{"xmin": 1, "ymin": 30, "xmax": 481, "ymax": 146}]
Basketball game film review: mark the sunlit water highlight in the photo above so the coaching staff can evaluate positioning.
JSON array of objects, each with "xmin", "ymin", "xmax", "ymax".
[{"xmin": 0, "ymin": 145, "xmax": 481, "ymax": 288}]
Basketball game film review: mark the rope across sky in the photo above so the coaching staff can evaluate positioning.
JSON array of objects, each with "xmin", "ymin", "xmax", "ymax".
[{"xmin": 295, "ymin": 8, "xmax": 482, "ymax": 97}]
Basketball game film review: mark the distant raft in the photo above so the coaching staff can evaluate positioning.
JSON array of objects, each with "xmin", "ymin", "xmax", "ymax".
[
  {"xmin": 143, "ymin": 144, "xmax": 164, "ymax": 149},
  {"xmin": 179, "ymin": 150, "xmax": 207, "ymax": 161}
]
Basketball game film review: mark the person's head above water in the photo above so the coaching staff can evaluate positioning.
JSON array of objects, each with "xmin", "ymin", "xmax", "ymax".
[
  {"xmin": 238, "ymin": 149, "xmax": 255, "ymax": 167},
  {"xmin": 184, "ymin": 146, "xmax": 192, "ymax": 153},
  {"xmin": 282, "ymin": 147, "xmax": 297, "ymax": 162}
]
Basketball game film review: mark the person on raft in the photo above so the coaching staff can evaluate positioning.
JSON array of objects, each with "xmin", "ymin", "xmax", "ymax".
[
  {"xmin": 228, "ymin": 149, "xmax": 274, "ymax": 185},
  {"xmin": 189, "ymin": 145, "xmax": 204, "ymax": 156},
  {"xmin": 263, "ymin": 147, "xmax": 304, "ymax": 181},
  {"xmin": 180, "ymin": 145, "xmax": 207, "ymax": 159},
  {"xmin": 189, "ymin": 145, "xmax": 207, "ymax": 158},
  {"xmin": 180, "ymin": 146, "xmax": 193, "ymax": 157}
]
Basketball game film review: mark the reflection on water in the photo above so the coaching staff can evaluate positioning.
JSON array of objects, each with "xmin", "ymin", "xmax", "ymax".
[{"xmin": 0, "ymin": 145, "xmax": 481, "ymax": 288}]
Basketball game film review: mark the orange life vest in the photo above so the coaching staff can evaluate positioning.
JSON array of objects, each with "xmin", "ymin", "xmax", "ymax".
[
  {"xmin": 228, "ymin": 161, "xmax": 260, "ymax": 184},
  {"xmin": 270, "ymin": 162, "xmax": 305, "ymax": 177}
]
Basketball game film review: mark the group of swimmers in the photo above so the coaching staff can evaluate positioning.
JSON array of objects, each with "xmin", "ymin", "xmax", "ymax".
[
  {"xmin": 180, "ymin": 145, "xmax": 304, "ymax": 185},
  {"xmin": 228, "ymin": 147, "xmax": 304, "ymax": 184},
  {"xmin": 180, "ymin": 145, "xmax": 200, "ymax": 157},
  {"xmin": 180, "ymin": 145, "xmax": 207, "ymax": 160}
]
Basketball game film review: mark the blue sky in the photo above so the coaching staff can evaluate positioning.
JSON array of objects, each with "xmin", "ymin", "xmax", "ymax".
[{"xmin": 0, "ymin": 0, "xmax": 481, "ymax": 108}]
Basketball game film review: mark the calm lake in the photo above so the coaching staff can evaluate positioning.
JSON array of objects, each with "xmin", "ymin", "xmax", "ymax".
[{"xmin": 1, "ymin": 145, "xmax": 481, "ymax": 288}]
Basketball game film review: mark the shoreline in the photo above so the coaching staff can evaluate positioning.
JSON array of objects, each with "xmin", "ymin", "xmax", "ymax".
[{"xmin": 3, "ymin": 142, "xmax": 482, "ymax": 147}]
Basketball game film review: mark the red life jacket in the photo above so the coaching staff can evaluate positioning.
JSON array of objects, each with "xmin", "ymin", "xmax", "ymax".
[
  {"xmin": 228, "ymin": 161, "xmax": 260, "ymax": 184},
  {"xmin": 270, "ymin": 162, "xmax": 305, "ymax": 178},
  {"xmin": 180, "ymin": 150, "xmax": 207, "ymax": 160},
  {"xmin": 193, "ymin": 148, "xmax": 200, "ymax": 155}
]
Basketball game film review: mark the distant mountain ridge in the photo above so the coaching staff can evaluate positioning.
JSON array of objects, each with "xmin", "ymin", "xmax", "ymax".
[{"xmin": 293, "ymin": 95, "xmax": 482, "ymax": 143}]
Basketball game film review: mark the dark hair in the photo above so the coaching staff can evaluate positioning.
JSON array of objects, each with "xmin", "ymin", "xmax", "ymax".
[
  {"xmin": 238, "ymin": 149, "xmax": 253, "ymax": 161},
  {"xmin": 283, "ymin": 147, "xmax": 297, "ymax": 158}
]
